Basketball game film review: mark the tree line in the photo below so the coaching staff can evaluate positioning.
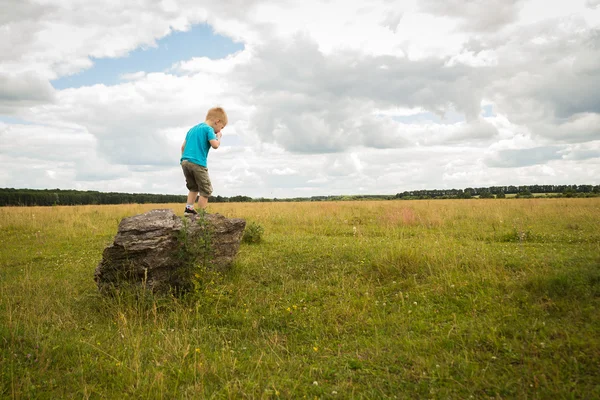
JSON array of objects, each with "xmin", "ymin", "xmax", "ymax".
[
  {"xmin": 0, "ymin": 188, "xmax": 259, "ymax": 207},
  {"xmin": 0, "ymin": 185, "xmax": 598, "ymax": 206},
  {"xmin": 393, "ymin": 184, "xmax": 600, "ymax": 200}
]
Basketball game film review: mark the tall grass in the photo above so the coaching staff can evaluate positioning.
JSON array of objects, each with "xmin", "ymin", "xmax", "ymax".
[{"xmin": 1, "ymin": 199, "xmax": 599, "ymax": 398}]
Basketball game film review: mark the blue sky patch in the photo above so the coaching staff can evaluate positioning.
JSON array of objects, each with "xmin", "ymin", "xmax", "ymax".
[
  {"xmin": 52, "ymin": 24, "xmax": 244, "ymax": 90},
  {"xmin": 481, "ymin": 104, "xmax": 494, "ymax": 118},
  {"xmin": 0, "ymin": 116, "xmax": 35, "ymax": 125}
]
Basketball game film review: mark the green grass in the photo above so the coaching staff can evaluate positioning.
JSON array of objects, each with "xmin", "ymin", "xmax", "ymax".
[{"xmin": 1, "ymin": 199, "xmax": 599, "ymax": 398}]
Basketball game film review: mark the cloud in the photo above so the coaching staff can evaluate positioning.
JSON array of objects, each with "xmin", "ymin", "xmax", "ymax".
[
  {"xmin": 0, "ymin": 72, "xmax": 55, "ymax": 112},
  {"xmin": 485, "ymin": 146, "xmax": 564, "ymax": 168},
  {"xmin": 74, "ymin": 156, "xmax": 130, "ymax": 182},
  {"xmin": 481, "ymin": 19, "xmax": 600, "ymax": 142},
  {"xmin": 0, "ymin": 0, "xmax": 55, "ymax": 62},
  {"xmin": 561, "ymin": 141, "xmax": 600, "ymax": 160},
  {"xmin": 419, "ymin": 0, "xmax": 525, "ymax": 32},
  {"xmin": 532, "ymin": 113, "xmax": 600, "ymax": 143},
  {"xmin": 271, "ymin": 167, "xmax": 297, "ymax": 175},
  {"xmin": 25, "ymin": 69, "xmax": 249, "ymax": 167},
  {"xmin": 586, "ymin": 0, "xmax": 600, "ymax": 9},
  {"xmin": 405, "ymin": 118, "xmax": 499, "ymax": 146},
  {"xmin": 0, "ymin": 121, "xmax": 92, "ymax": 162},
  {"xmin": 451, "ymin": 119, "xmax": 499, "ymax": 143},
  {"xmin": 0, "ymin": 0, "xmax": 216, "ymax": 82},
  {"xmin": 236, "ymin": 34, "xmax": 488, "ymax": 153}
]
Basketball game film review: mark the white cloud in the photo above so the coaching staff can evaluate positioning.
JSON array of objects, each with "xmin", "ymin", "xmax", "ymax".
[
  {"xmin": 587, "ymin": 0, "xmax": 600, "ymax": 9},
  {"xmin": 420, "ymin": 0, "xmax": 526, "ymax": 32},
  {"xmin": 271, "ymin": 168, "xmax": 297, "ymax": 176},
  {"xmin": 0, "ymin": 71, "xmax": 56, "ymax": 112},
  {"xmin": 485, "ymin": 146, "xmax": 564, "ymax": 168}
]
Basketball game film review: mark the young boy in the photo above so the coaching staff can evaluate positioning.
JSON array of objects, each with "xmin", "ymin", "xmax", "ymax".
[{"xmin": 180, "ymin": 107, "xmax": 227, "ymax": 215}]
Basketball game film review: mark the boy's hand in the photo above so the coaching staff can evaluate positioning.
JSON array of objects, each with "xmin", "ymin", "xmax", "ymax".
[{"xmin": 216, "ymin": 132, "xmax": 223, "ymax": 140}]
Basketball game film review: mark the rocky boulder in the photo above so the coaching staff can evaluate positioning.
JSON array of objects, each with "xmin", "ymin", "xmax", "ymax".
[{"xmin": 94, "ymin": 209, "xmax": 246, "ymax": 294}]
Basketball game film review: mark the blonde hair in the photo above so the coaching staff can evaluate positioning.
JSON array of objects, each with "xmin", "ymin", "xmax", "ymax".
[{"xmin": 206, "ymin": 107, "xmax": 228, "ymax": 125}]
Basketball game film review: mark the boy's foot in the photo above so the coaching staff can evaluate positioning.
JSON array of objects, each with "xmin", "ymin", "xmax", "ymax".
[{"xmin": 184, "ymin": 207, "xmax": 198, "ymax": 215}]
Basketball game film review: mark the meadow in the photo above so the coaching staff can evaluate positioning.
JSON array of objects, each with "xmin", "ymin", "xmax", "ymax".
[{"xmin": 1, "ymin": 199, "xmax": 599, "ymax": 399}]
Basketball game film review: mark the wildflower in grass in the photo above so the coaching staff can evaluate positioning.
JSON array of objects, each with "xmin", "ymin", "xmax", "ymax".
[
  {"xmin": 195, "ymin": 348, "xmax": 201, "ymax": 353},
  {"xmin": 313, "ymin": 381, "xmax": 318, "ymax": 386},
  {"xmin": 313, "ymin": 346, "xmax": 318, "ymax": 352}
]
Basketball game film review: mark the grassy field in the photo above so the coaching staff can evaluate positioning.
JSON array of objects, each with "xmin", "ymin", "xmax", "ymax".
[{"xmin": 1, "ymin": 199, "xmax": 599, "ymax": 399}]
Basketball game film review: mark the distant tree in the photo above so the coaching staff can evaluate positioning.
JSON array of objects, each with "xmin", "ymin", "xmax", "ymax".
[
  {"xmin": 458, "ymin": 188, "xmax": 474, "ymax": 199},
  {"xmin": 516, "ymin": 189, "xmax": 533, "ymax": 198},
  {"xmin": 229, "ymin": 195, "xmax": 253, "ymax": 203},
  {"xmin": 563, "ymin": 187, "xmax": 575, "ymax": 198},
  {"xmin": 496, "ymin": 191, "xmax": 506, "ymax": 199}
]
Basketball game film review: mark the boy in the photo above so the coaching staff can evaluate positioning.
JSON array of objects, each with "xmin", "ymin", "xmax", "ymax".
[{"xmin": 180, "ymin": 107, "xmax": 227, "ymax": 215}]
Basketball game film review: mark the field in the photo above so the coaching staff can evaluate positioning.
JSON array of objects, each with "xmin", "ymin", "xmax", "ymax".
[{"xmin": 1, "ymin": 199, "xmax": 599, "ymax": 399}]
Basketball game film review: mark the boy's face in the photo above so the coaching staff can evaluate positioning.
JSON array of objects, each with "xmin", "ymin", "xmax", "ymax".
[{"xmin": 214, "ymin": 120, "xmax": 226, "ymax": 133}]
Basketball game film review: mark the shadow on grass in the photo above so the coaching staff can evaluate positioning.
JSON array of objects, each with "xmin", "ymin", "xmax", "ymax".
[{"xmin": 523, "ymin": 264, "xmax": 600, "ymax": 300}]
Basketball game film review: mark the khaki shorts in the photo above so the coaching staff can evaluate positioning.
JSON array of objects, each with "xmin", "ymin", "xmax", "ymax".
[{"xmin": 181, "ymin": 160, "xmax": 213, "ymax": 197}]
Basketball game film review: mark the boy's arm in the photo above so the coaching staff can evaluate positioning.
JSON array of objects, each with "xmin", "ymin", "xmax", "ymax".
[
  {"xmin": 181, "ymin": 141, "xmax": 186, "ymax": 155},
  {"xmin": 209, "ymin": 132, "xmax": 222, "ymax": 149}
]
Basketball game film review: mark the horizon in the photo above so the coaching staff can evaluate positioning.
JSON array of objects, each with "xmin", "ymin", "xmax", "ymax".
[{"xmin": 2, "ymin": 183, "xmax": 597, "ymax": 200}]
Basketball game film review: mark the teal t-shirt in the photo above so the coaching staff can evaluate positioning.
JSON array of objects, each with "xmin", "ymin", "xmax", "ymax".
[{"xmin": 180, "ymin": 122, "xmax": 217, "ymax": 167}]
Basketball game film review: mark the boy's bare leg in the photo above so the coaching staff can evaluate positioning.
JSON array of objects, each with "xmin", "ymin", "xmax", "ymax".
[
  {"xmin": 187, "ymin": 191, "xmax": 198, "ymax": 207},
  {"xmin": 198, "ymin": 195, "xmax": 209, "ymax": 209}
]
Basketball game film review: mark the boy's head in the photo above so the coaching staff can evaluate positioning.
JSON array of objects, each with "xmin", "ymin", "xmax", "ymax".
[{"xmin": 205, "ymin": 107, "xmax": 228, "ymax": 133}]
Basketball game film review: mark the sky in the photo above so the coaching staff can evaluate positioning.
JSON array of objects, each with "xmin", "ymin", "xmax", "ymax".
[{"xmin": 1, "ymin": 0, "xmax": 600, "ymax": 198}]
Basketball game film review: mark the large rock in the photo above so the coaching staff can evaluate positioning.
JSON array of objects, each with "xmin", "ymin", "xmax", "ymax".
[{"xmin": 95, "ymin": 209, "xmax": 246, "ymax": 294}]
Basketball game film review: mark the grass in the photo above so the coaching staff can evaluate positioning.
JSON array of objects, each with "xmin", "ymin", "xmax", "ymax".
[{"xmin": 1, "ymin": 199, "xmax": 599, "ymax": 399}]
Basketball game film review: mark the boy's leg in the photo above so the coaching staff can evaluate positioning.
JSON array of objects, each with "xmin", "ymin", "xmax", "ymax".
[
  {"xmin": 187, "ymin": 191, "xmax": 199, "ymax": 208},
  {"xmin": 185, "ymin": 162, "xmax": 212, "ymax": 211},
  {"xmin": 195, "ymin": 166, "xmax": 212, "ymax": 210},
  {"xmin": 198, "ymin": 195, "xmax": 209, "ymax": 209},
  {"xmin": 182, "ymin": 161, "xmax": 199, "ymax": 213}
]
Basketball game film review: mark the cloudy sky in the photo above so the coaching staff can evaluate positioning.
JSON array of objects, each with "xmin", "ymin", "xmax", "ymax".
[{"xmin": 1, "ymin": 0, "xmax": 599, "ymax": 198}]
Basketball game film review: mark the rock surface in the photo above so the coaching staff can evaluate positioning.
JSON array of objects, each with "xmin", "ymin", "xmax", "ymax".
[{"xmin": 95, "ymin": 209, "xmax": 246, "ymax": 293}]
